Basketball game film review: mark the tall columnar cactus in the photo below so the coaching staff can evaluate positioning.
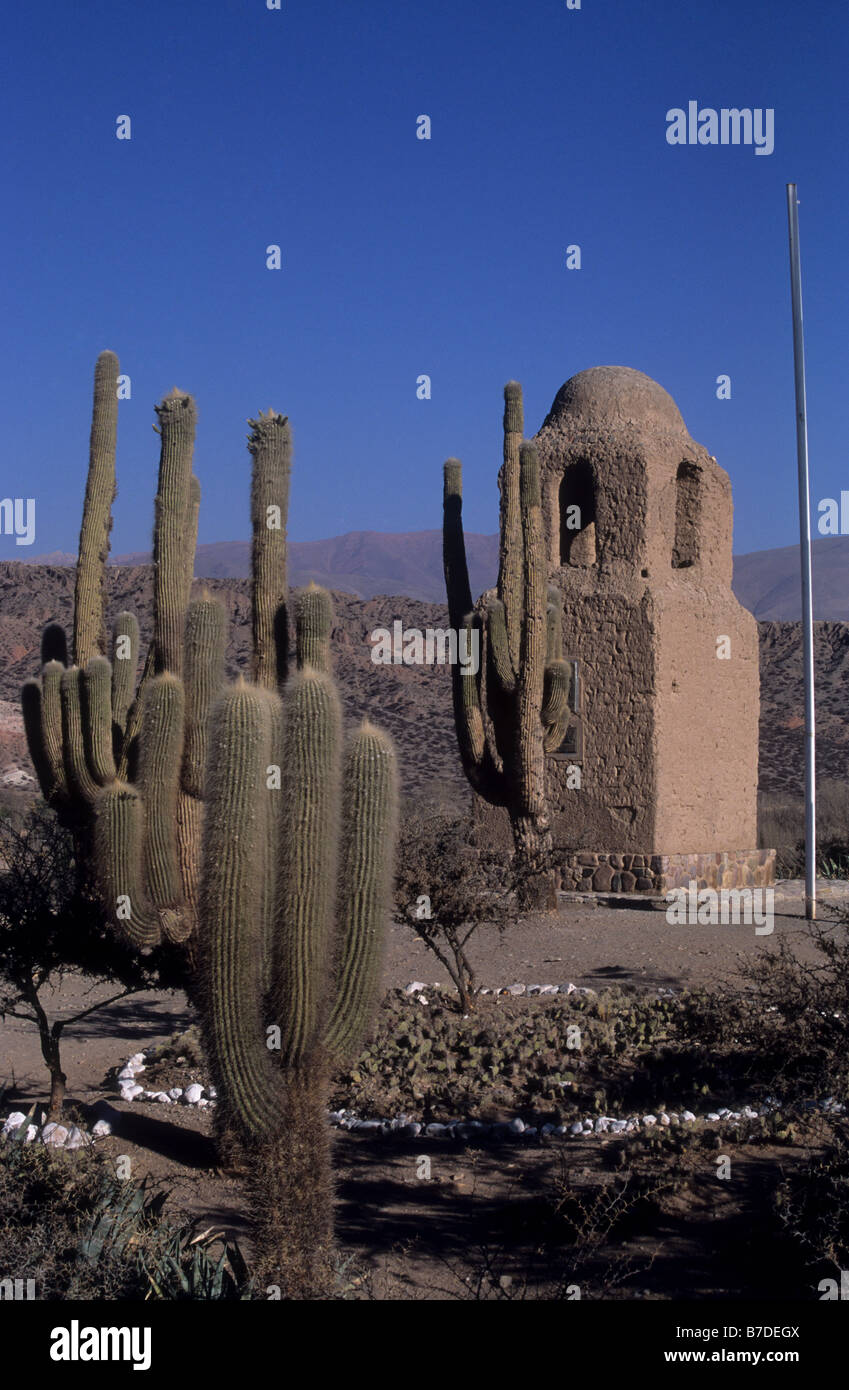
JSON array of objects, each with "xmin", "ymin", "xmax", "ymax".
[
  {"xmin": 20, "ymin": 355, "xmax": 322, "ymax": 959},
  {"xmin": 73, "ymin": 350, "xmax": 119, "ymax": 668},
  {"xmin": 442, "ymin": 381, "xmax": 572, "ymax": 888},
  {"xmin": 199, "ymin": 667, "xmax": 397, "ymax": 1294}
]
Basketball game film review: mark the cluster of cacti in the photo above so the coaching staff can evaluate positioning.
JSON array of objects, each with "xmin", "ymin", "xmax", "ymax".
[
  {"xmin": 22, "ymin": 348, "xmax": 399, "ymax": 1293},
  {"xmin": 22, "ymin": 356, "xmax": 305, "ymax": 954},
  {"xmin": 22, "ymin": 353, "xmax": 227, "ymax": 949},
  {"xmin": 442, "ymin": 381, "xmax": 573, "ymax": 888}
]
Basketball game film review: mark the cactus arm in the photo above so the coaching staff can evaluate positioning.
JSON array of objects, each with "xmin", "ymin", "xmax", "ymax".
[
  {"xmin": 60, "ymin": 667, "xmax": 100, "ymax": 804},
  {"xmin": 152, "ymin": 389, "xmax": 196, "ymax": 675},
  {"xmin": 110, "ymin": 612, "xmax": 139, "ymax": 736},
  {"xmin": 486, "ymin": 598, "xmax": 516, "ymax": 694},
  {"xmin": 442, "ymin": 458, "xmax": 474, "ymax": 630},
  {"xmin": 199, "ymin": 683, "xmax": 280, "ymax": 1139},
  {"xmin": 93, "ymin": 784, "xmax": 163, "ymax": 949},
  {"xmin": 496, "ymin": 380, "xmax": 524, "ymax": 678},
  {"xmin": 181, "ymin": 596, "xmax": 226, "ymax": 799},
  {"xmin": 272, "ymin": 669, "xmax": 342, "ymax": 1065},
  {"xmin": 294, "ymin": 584, "xmax": 332, "ymax": 672},
  {"xmin": 458, "ymin": 611, "xmax": 488, "ymax": 767},
  {"xmin": 21, "ymin": 679, "xmax": 61, "ymax": 805},
  {"xmin": 513, "ymin": 442, "xmax": 551, "ymax": 857},
  {"xmin": 22, "ymin": 657, "xmax": 72, "ymax": 807},
  {"xmin": 184, "ymin": 474, "xmax": 201, "ymax": 610},
  {"xmin": 116, "ymin": 643, "xmax": 154, "ymax": 781},
  {"xmin": 175, "ymin": 595, "xmax": 226, "ymax": 916},
  {"xmin": 136, "ymin": 674, "xmax": 185, "ymax": 911},
  {"xmin": 73, "ymin": 350, "xmax": 119, "ymax": 667},
  {"xmin": 324, "ymin": 722, "xmax": 398, "ymax": 1062},
  {"xmin": 83, "ymin": 657, "xmax": 117, "ymax": 785},
  {"xmin": 248, "ymin": 410, "xmax": 291, "ymax": 689},
  {"xmin": 442, "ymin": 459, "xmax": 501, "ymax": 790}
]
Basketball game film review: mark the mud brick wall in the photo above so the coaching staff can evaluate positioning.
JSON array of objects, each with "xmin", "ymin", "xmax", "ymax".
[{"xmin": 530, "ymin": 365, "xmax": 760, "ymax": 858}]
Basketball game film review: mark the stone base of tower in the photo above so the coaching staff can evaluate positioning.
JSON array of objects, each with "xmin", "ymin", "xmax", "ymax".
[{"xmin": 555, "ymin": 847, "xmax": 776, "ymax": 895}]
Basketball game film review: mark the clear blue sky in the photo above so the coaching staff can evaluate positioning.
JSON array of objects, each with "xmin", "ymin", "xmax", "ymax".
[{"xmin": 1, "ymin": 0, "xmax": 846, "ymax": 559}]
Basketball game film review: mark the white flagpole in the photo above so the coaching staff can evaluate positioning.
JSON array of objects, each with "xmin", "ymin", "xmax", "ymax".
[{"xmin": 786, "ymin": 183, "xmax": 816, "ymax": 920}]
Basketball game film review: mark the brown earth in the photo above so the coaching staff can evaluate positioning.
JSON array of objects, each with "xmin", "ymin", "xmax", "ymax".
[
  {"xmin": 1, "ymin": 888, "xmax": 838, "ymax": 1299},
  {"xmin": 0, "ymin": 563, "xmax": 843, "ymax": 1299}
]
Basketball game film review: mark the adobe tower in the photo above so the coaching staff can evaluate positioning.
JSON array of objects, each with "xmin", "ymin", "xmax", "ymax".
[{"xmin": 533, "ymin": 365, "xmax": 770, "ymax": 893}]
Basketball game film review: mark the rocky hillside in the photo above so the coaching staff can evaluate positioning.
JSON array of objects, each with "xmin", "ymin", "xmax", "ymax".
[
  {"xmin": 0, "ymin": 562, "xmax": 843, "ymax": 806},
  {"xmin": 0, "ymin": 562, "xmax": 464, "ymax": 804}
]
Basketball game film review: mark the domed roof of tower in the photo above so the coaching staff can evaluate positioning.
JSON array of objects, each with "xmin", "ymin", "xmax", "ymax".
[{"xmin": 543, "ymin": 366, "xmax": 688, "ymax": 435}]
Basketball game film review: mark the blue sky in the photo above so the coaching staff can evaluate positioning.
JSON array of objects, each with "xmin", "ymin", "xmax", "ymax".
[{"xmin": 1, "ymin": 0, "xmax": 846, "ymax": 559}]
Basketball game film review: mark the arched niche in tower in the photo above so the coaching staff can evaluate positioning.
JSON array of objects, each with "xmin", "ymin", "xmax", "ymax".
[
  {"xmin": 559, "ymin": 458, "xmax": 597, "ymax": 566},
  {"xmin": 672, "ymin": 460, "xmax": 702, "ymax": 569}
]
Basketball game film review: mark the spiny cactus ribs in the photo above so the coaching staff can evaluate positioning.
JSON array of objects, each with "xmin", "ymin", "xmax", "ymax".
[{"xmin": 443, "ymin": 381, "xmax": 573, "ymax": 895}]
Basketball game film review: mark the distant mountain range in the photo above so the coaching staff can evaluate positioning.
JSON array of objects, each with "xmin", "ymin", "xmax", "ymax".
[
  {"xmin": 26, "ymin": 531, "xmax": 500, "ymax": 606},
  {"xmin": 21, "ymin": 530, "xmax": 849, "ymax": 619}
]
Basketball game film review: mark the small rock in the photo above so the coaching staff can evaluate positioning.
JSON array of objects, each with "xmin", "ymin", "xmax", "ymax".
[
  {"xmin": 117, "ymin": 1066, "xmax": 138, "ymax": 1081},
  {"xmin": 43, "ymin": 1124, "xmax": 69, "ymax": 1147},
  {"xmin": 681, "ymin": 1110, "xmax": 696, "ymax": 1123},
  {"xmin": 168, "ymin": 1088, "xmax": 183, "ymax": 1101},
  {"xmin": 2, "ymin": 1112, "xmax": 28, "ymax": 1136},
  {"xmin": 183, "ymin": 1083, "xmax": 203, "ymax": 1105},
  {"xmin": 425, "ymin": 1122, "xmax": 448, "ymax": 1137},
  {"xmin": 505, "ymin": 983, "xmax": 526, "ymax": 996},
  {"xmin": 642, "ymin": 1115, "xmax": 657, "ymax": 1127},
  {"xmin": 120, "ymin": 1083, "xmax": 144, "ymax": 1100},
  {"xmin": 508, "ymin": 1117, "xmax": 525, "ymax": 1134},
  {"xmin": 659, "ymin": 1113, "xmax": 671, "ymax": 1126},
  {"xmin": 397, "ymin": 1122, "xmax": 422, "ymax": 1139},
  {"xmin": 569, "ymin": 1122, "xmax": 584, "ymax": 1136},
  {"xmin": 404, "ymin": 982, "xmax": 428, "ymax": 995},
  {"xmin": 706, "ymin": 1112, "xmax": 721, "ymax": 1122},
  {"xmin": 64, "ymin": 1126, "xmax": 88, "ymax": 1150},
  {"xmin": 91, "ymin": 1119, "xmax": 112, "ymax": 1137}
]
